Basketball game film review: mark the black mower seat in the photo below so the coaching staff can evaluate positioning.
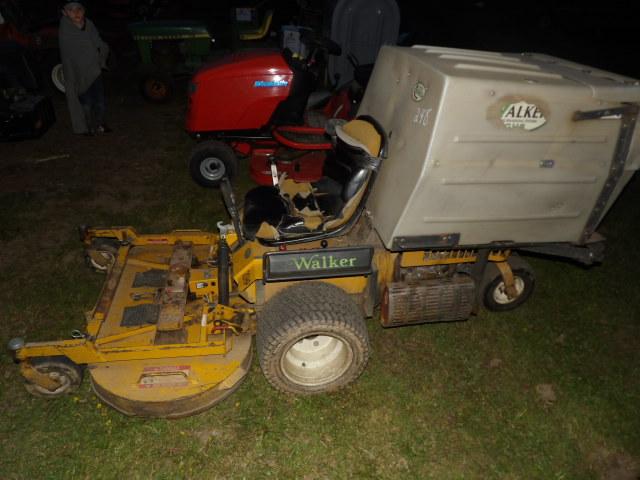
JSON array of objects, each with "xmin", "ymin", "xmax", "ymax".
[{"xmin": 242, "ymin": 116, "xmax": 386, "ymax": 242}]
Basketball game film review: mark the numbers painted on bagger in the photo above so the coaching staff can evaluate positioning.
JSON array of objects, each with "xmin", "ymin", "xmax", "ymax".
[{"xmin": 413, "ymin": 107, "xmax": 432, "ymax": 127}]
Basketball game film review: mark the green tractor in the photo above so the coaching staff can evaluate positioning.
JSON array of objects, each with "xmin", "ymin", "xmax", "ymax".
[{"xmin": 128, "ymin": 7, "xmax": 274, "ymax": 103}]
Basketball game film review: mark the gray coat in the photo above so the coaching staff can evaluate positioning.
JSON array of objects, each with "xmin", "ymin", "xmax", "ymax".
[{"xmin": 58, "ymin": 16, "xmax": 109, "ymax": 133}]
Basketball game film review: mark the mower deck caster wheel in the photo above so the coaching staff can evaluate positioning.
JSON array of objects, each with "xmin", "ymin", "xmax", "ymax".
[
  {"xmin": 189, "ymin": 141, "xmax": 238, "ymax": 188},
  {"xmin": 85, "ymin": 238, "xmax": 119, "ymax": 273},
  {"xmin": 257, "ymin": 282, "xmax": 370, "ymax": 395},
  {"xmin": 481, "ymin": 256, "xmax": 535, "ymax": 312},
  {"xmin": 23, "ymin": 356, "xmax": 84, "ymax": 398}
]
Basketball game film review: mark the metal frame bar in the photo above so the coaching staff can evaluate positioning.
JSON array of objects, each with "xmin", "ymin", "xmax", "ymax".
[{"xmin": 573, "ymin": 104, "xmax": 639, "ymax": 244}]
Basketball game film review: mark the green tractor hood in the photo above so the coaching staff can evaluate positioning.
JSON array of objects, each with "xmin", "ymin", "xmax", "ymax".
[{"xmin": 128, "ymin": 20, "xmax": 211, "ymax": 40}]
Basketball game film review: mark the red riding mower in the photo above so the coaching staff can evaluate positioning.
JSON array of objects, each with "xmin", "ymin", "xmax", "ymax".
[{"xmin": 185, "ymin": 36, "xmax": 371, "ymax": 187}]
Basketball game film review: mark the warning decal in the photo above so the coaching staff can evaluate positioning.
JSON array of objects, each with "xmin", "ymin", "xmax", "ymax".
[{"xmin": 138, "ymin": 365, "xmax": 191, "ymax": 388}]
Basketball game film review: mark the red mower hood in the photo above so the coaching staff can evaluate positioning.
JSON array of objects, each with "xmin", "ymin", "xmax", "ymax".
[
  {"xmin": 193, "ymin": 49, "xmax": 291, "ymax": 82},
  {"xmin": 186, "ymin": 49, "xmax": 295, "ymax": 134}
]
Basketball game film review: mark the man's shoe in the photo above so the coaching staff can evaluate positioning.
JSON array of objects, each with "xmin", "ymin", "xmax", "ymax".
[{"xmin": 96, "ymin": 124, "xmax": 112, "ymax": 134}]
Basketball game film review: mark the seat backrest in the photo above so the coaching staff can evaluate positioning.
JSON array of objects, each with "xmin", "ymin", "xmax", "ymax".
[
  {"xmin": 338, "ymin": 119, "xmax": 381, "ymax": 156},
  {"xmin": 329, "ymin": 119, "xmax": 382, "ymax": 203},
  {"xmin": 342, "ymin": 168, "xmax": 369, "ymax": 202}
]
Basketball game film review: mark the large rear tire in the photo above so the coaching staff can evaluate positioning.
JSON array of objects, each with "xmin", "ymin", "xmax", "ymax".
[
  {"xmin": 140, "ymin": 72, "xmax": 174, "ymax": 103},
  {"xmin": 189, "ymin": 141, "xmax": 238, "ymax": 188},
  {"xmin": 257, "ymin": 282, "xmax": 370, "ymax": 395}
]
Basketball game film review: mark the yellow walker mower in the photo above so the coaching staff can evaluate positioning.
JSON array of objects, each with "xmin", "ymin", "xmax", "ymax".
[{"xmin": 8, "ymin": 45, "xmax": 640, "ymax": 418}]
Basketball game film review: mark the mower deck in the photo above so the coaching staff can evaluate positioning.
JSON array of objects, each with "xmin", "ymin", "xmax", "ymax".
[
  {"xmin": 83, "ymin": 241, "xmax": 253, "ymax": 417},
  {"xmin": 19, "ymin": 235, "xmax": 253, "ymax": 418},
  {"xmin": 91, "ymin": 335, "xmax": 252, "ymax": 418}
]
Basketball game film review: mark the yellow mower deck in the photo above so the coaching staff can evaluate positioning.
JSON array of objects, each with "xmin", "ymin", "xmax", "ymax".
[
  {"xmin": 91, "ymin": 336, "xmax": 252, "ymax": 418},
  {"xmin": 17, "ymin": 232, "xmax": 254, "ymax": 418},
  {"xmin": 91, "ymin": 240, "xmax": 252, "ymax": 417}
]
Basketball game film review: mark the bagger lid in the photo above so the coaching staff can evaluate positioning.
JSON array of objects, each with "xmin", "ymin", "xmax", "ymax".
[{"xmin": 407, "ymin": 45, "xmax": 640, "ymax": 103}]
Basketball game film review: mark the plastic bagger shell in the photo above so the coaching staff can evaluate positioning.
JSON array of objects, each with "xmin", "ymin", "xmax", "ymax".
[{"xmin": 358, "ymin": 45, "xmax": 640, "ymax": 249}]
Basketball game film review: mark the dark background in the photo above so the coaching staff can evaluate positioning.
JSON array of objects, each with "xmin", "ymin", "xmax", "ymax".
[
  {"xmin": 395, "ymin": 0, "xmax": 640, "ymax": 78},
  {"xmin": 4, "ymin": 0, "xmax": 640, "ymax": 78}
]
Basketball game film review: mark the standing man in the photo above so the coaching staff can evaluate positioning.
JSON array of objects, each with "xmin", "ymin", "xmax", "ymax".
[{"xmin": 58, "ymin": 1, "xmax": 111, "ymax": 135}]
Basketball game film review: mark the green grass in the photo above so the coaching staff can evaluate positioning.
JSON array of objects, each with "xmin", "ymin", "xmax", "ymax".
[{"xmin": 0, "ymin": 97, "xmax": 639, "ymax": 479}]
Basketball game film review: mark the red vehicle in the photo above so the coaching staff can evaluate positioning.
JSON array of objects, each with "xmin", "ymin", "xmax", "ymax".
[
  {"xmin": 0, "ymin": 0, "xmax": 62, "ymax": 92},
  {"xmin": 185, "ymin": 38, "xmax": 366, "ymax": 187}
]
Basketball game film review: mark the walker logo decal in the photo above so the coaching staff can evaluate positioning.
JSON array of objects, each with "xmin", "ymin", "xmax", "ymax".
[
  {"xmin": 264, "ymin": 247, "xmax": 373, "ymax": 281},
  {"xmin": 500, "ymin": 101, "xmax": 546, "ymax": 131},
  {"xmin": 254, "ymin": 80, "xmax": 289, "ymax": 88},
  {"xmin": 292, "ymin": 254, "xmax": 358, "ymax": 270}
]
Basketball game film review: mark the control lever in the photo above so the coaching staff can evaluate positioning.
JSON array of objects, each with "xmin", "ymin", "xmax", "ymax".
[
  {"xmin": 269, "ymin": 157, "xmax": 279, "ymax": 186},
  {"xmin": 220, "ymin": 177, "xmax": 244, "ymax": 246}
]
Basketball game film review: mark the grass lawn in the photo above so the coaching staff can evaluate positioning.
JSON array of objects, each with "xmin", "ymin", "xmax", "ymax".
[{"xmin": 0, "ymin": 90, "xmax": 639, "ymax": 480}]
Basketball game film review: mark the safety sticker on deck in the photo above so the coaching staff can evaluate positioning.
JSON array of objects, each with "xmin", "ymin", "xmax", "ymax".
[
  {"xmin": 146, "ymin": 238, "xmax": 170, "ymax": 244},
  {"xmin": 500, "ymin": 101, "xmax": 546, "ymax": 131},
  {"xmin": 138, "ymin": 365, "xmax": 191, "ymax": 388}
]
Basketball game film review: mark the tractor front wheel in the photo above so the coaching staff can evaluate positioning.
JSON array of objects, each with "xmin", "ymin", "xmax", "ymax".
[
  {"xmin": 189, "ymin": 141, "xmax": 238, "ymax": 188},
  {"xmin": 49, "ymin": 62, "xmax": 65, "ymax": 93},
  {"xmin": 257, "ymin": 282, "xmax": 370, "ymax": 395}
]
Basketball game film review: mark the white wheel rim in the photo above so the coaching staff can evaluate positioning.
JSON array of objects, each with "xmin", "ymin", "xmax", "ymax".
[
  {"xmin": 200, "ymin": 157, "xmax": 225, "ymax": 181},
  {"xmin": 51, "ymin": 63, "xmax": 65, "ymax": 92},
  {"xmin": 281, "ymin": 334, "xmax": 352, "ymax": 387},
  {"xmin": 492, "ymin": 276, "xmax": 525, "ymax": 304},
  {"xmin": 89, "ymin": 251, "xmax": 114, "ymax": 271},
  {"xmin": 31, "ymin": 370, "xmax": 71, "ymax": 395}
]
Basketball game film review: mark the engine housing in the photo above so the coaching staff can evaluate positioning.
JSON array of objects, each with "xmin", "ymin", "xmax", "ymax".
[{"xmin": 381, "ymin": 274, "xmax": 475, "ymax": 327}]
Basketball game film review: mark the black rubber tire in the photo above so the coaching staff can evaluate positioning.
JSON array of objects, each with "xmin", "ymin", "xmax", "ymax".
[
  {"xmin": 257, "ymin": 282, "xmax": 370, "ymax": 395},
  {"xmin": 24, "ymin": 356, "xmax": 84, "ymax": 398},
  {"xmin": 140, "ymin": 72, "xmax": 174, "ymax": 103},
  {"xmin": 189, "ymin": 141, "xmax": 238, "ymax": 188},
  {"xmin": 481, "ymin": 256, "xmax": 535, "ymax": 312}
]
